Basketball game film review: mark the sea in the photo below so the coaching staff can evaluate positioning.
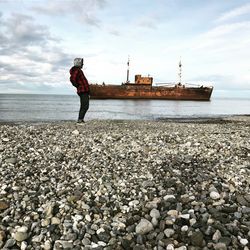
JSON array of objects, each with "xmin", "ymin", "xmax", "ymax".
[{"xmin": 0, "ymin": 94, "xmax": 249, "ymax": 123}]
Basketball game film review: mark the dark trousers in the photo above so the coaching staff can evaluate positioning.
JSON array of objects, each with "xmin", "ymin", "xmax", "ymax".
[{"xmin": 78, "ymin": 93, "xmax": 89, "ymax": 120}]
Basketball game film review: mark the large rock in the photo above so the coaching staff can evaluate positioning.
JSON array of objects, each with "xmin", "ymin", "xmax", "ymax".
[
  {"xmin": 135, "ymin": 219, "xmax": 154, "ymax": 235},
  {"xmin": 14, "ymin": 232, "xmax": 28, "ymax": 242}
]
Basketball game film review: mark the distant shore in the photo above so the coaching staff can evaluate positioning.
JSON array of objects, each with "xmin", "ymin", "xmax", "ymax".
[{"xmin": 0, "ymin": 117, "xmax": 249, "ymax": 249}]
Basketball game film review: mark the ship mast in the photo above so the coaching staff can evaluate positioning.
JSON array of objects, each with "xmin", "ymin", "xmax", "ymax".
[
  {"xmin": 178, "ymin": 59, "xmax": 182, "ymax": 84},
  {"xmin": 126, "ymin": 56, "xmax": 130, "ymax": 83}
]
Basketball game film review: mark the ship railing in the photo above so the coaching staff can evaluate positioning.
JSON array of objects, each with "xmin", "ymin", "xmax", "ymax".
[
  {"xmin": 154, "ymin": 82, "xmax": 176, "ymax": 86},
  {"xmin": 155, "ymin": 82, "xmax": 213, "ymax": 88},
  {"xmin": 185, "ymin": 83, "xmax": 213, "ymax": 88}
]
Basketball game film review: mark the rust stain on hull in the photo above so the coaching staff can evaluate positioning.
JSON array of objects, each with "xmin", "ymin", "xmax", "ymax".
[{"xmin": 90, "ymin": 84, "xmax": 213, "ymax": 101}]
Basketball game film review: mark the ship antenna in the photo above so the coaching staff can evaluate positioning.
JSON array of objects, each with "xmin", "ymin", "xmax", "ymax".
[
  {"xmin": 178, "ymin": 58, "xmax": 182, "ymax": 84},
  {"xmin": 126, "ymin": 56, "xmax": 130, "ymax": 83}
]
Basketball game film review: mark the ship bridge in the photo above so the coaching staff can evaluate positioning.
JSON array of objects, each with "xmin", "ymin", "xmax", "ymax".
[{"xmin": 134, "ymin": 75, "xmax": 153, "ymax": 85}]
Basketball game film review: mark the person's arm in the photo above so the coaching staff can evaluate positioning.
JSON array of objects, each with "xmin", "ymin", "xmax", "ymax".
[
  {"xmin": 71, "ymin": 68, "xmax": 79, "ymax": 84},
  {"xmin": 81, "ymin": 71, "xmax": 90, "ymax": 94}
]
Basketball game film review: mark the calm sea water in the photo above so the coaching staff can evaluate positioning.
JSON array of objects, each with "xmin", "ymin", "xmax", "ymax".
[{"xmin": 0, "ymin": 94, "xmax": 249, "ymax": 122}]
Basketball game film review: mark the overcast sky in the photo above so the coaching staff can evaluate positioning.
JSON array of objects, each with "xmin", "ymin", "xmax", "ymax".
[{"xmin": 0, "ymin": 0, "xmax": 250, "ymax": 97}]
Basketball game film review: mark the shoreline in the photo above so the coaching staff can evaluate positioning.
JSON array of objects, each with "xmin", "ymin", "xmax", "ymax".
[
  {"xmin": 0, "ymin": 114, "xmax": 249, "ymax": 126},
  {"xmin": 0, "ymin": 117, "xmax": 249, "ymax": 249}
]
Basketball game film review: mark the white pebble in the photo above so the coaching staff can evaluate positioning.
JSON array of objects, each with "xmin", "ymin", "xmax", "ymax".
[
  {"xmin": 179, "ymin": 214, "xmax": 190, "ymax": 220},
  {"xmin": 72, "ymin": 130, "xmax": 79, "ymax": 135},
  {"xmin": 181, "ymin": 225, "xmax": 189, "ymax": 232},
  {"xmin": 210, "ymin": 191, "xmax": 220, "ymax": 200},
  {"xmin": 128, "ymin": 200, "xmax": 139, "ymax": 206},
  {"xmin": 85, "ymin": 214, "xmax": 91, "ymax": 222},
  {"xmin": 176, "ymin": 247, "xmax": 187, "ymax": 250},
  {"xmin": 240, "ymin": 238, "xmax": 248, "ymax": 246},
  {"xmin": 97, "ymin": 228, "xmax": 105, "ymax": 234},
  {"xmin": 166, "ymin": 244, "xmax": 175, "ymax": 250},
  {"xmin": 21, "ymin": 241, "xmax": 27, "ymax": 250},
  {"xmin": 164, "ymin": 195, "xmax": 176, "ymax": 201}
]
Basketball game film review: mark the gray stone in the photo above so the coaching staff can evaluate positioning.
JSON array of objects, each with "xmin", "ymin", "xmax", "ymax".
[
  {"xmin": 121, "ymin": 238, "xmax": 133, "ymax": 249},
  {"xmin": 142, "ymin": 180, "xmax": 154, "ymax": 187},
  {"xmin": 136, "ymin": 234, "xmax": 144, "ymax": 244},
  {"xmin": 164, "ymin": 228, "xmax": 175, "ymax": 238},
  {"xmin": 32, "ymin": 234, "xmax": 44, "ymax": 243},
  {"xmin": 55, "ymin": 240, "xmax": 73, "ymax": 249},
  {"xmin": 244, "ymin": 194, "xmax": 250, "ymax": 202},
  {"xmin": 234, "ymin": 212, "xmax": 242, "ymax": 219},
  {"xmin": 135, "ymin": 219, "xmax": 154, "ymax": 235},
  {"xmin": 4, "ymin": 238, "xmax": 16, "ymax": 248},
  {"xmin": 219, "ymin": 237, "xmax": 231, "ymax": 246},
  {"xmin": 236, "ymin": 196, "xmax": 249, "ymax": 206},
  {"xmin": 214, "ymin": 242, "xmax": 227, "ymax": 250},
  {"xmin": 82, "ymin": 238, "xmax": 91, "ymax": 246},
  {"xmin": 151, "ymin": 217, "xmax": 158, "ymax": 227},
  {"xmin": 5, "ymin": 157, "xmax": 18, "ymax": 164},
  {"xmin": 212, "ymin": 230, "xmax": 221, "ymax": 242},
  {"xmin": 242, "ymin": 207, "xmax": 250, "ymax": 214},
  {"xmin": 150, "ymin": 208, "xmax": 160, "ymax": 219},
  {"xmin": 97, "ymin": 232, "xmax": 110, "ymax": 243},
  {"xmin": 190, "ymin": 231, "xmax": 204, "ymax": 247},
  {"xmin": 64, "ymin": 233, "xmax": 77, "ymax": 241},
  {"xmin": 1, "ymin": 118, "xmax": 250, "ymax": 250}
]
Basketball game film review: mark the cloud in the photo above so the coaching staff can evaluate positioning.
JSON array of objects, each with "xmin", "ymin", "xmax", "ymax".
[
  {"xmin": 0, "ymin": 11, "xmax": 74, "ymax": 94},
  {"xmin": 184, "ymin": 21, "xmax": 250, "ymax": 56},
  {"xmin": 160, "ymin": 18, "xmax": 250, "ymax": 92},
  {"xmin": 217, "ymin": 3, "xmax": 250, "ymax": 22},
  {"xmin": 108, "ymin": 28, "xmax": 121, "ymax": 36},
  {"xmin": 0, "ymin": 12, "xmax": 58, "ymax": 55},
  {"xmin": 137, "ymin": 17, "xmax": 158, "ymax": 29},
  {"xmin": 31, "ymin": 0, "xmax": 107, "ymax": 27},
  {"xmin": 202, "ymin": 21, "xmax": 250, "ymax": 39}
]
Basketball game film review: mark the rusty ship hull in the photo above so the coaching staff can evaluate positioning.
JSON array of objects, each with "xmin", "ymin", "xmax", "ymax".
[{"xmin": 89, "ymin": 84, "xmax": 213, "ymax": 101}]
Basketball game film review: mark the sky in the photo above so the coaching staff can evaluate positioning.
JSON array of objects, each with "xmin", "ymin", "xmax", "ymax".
[{"xmin": 0, "ymin": 0, "xmax": 250, "ymax": 97}]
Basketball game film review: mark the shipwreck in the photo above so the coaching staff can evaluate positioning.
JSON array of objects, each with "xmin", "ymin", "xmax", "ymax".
[{"xmin": 89, "ymin": 60, "xmax": 213, "ymax": 101}]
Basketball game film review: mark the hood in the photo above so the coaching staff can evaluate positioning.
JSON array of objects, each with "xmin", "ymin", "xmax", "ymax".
[{"xmin": 74, "ymin": 58, "xmax": 83, "ymax": 67}]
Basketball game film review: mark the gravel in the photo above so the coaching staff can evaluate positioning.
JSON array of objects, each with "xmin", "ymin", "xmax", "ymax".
[{"xmin": 0, "ymin": 117, "xmax": 249, "ymax": 249}]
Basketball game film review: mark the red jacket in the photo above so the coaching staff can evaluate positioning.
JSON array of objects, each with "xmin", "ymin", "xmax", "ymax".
[{"xmin": 69, "ymin": 66, "xmax": 90, "ymax": 94}]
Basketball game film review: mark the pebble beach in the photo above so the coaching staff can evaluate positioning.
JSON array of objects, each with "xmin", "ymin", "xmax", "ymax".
[{"xmin": 0, "ymin": 117, "xmax": 249, "ymax": 250}]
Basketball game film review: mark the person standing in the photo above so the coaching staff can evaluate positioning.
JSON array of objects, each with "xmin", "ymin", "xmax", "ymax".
[{"xmin": 70, "ymin": 58, "xmax": 90, "ymax": 123}]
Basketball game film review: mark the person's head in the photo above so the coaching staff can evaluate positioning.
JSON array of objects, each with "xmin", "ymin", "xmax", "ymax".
[{"xmin": 74, "ymin": 58, "xmax": 83, "ymax": 68}]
